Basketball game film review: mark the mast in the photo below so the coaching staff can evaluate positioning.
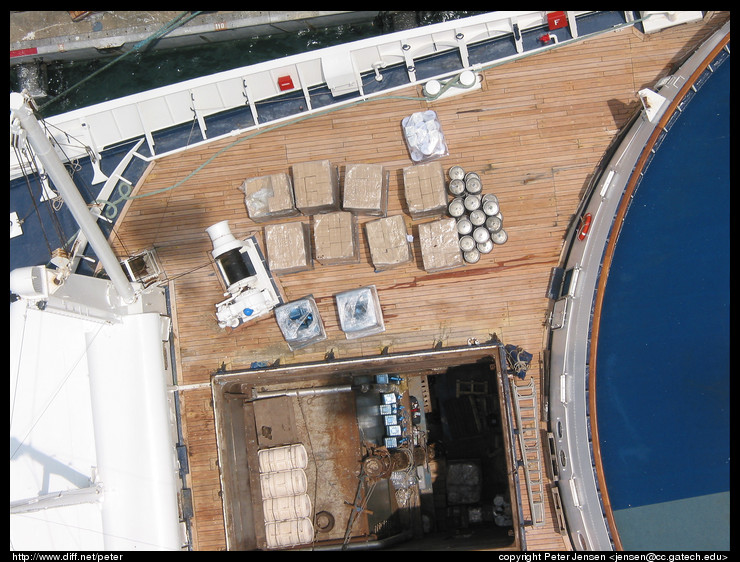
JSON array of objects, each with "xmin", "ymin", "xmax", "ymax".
[{"xmin": 10, "ymin": 92, "xmax": 137, "ymax": 304}]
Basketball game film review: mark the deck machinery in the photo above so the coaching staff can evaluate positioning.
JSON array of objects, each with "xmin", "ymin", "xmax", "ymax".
[{"xmin": 207, "ymin": 220, "xmax": 282, "ymax": 329}]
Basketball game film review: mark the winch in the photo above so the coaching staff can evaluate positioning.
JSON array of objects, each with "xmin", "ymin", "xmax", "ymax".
[{"xmin": 206, "ymin": 220, "xmax": 282, "ymax": 329}]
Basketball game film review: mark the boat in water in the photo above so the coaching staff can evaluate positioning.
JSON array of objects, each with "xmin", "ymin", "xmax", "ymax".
[{"xmin": 10, "ymin": 11, "xmax": 729, "ymax": 552}]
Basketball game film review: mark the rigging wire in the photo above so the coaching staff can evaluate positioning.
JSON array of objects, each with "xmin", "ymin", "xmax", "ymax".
[{"xmin": 37, "ymin": 11, "xmax": 203, "ymax": 114}]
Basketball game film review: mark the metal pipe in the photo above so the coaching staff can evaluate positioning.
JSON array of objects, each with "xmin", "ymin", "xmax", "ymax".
[
  {"xmin": 251, "ymin": 384, "xmax": 353, "ymax": 400},
  {"xmin": 10, "ymin": 92, "xmax": 137, "ymax": 304}
]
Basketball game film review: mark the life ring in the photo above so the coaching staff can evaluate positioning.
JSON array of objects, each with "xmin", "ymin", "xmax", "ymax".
[{"xmin": 578, "ymin": 213, "xmax": 592, "ymax": 241}]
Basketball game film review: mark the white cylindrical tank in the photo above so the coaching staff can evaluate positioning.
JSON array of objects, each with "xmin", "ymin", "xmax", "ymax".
[
  {"xmin": 264, "ymin": 517, "xmax": 314, "ymax": 549},
  {"xmin": 258, "ymin": 444, "xmax": 308, "ymax": 473},
  {"xmin": 260, "ymin": 469, "xmax": 308, "ymax": 499},
  {"xmin": 263, "ymin": 493, "xmax": 312, "ymax": 522}
]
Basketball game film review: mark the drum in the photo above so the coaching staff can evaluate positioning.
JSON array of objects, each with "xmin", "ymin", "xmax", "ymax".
[
  {"xmin": 448, "ymin": 165, "xmax": 465, "ymax": 180},
  {"xmin": 491, "ymin": 228, "xmax": 508, "ymax": 245},
  {"xmin": 448, "ymin": 178, "xmax": 466, "ymax": 196},
  {"xmin": 464, "ymin": 194, "xmax": 481, "ymax": 212},
  {"xmin": 463, "ymin": 249, "xmax": 481, "ymax": 263},
  {"xmin": 465, "ymin": 175, "xmax": 482, "ymax": 194},
  {"xmin": 482, "ymin": 199, "xmax": 499, "ymax": 216},
  {"xmin": 459, "ymin": 236, "xmax": 476, "ymax": 252},
  {"xmin": 477, "ymin": 239, "xmax": 494, "ymax": 254},
  {"xmin": 456, "ymin": 217, "xmax": 473, "ymax": 235},
  {"xmin": 448, "ymin": 197, "xmax": 465, "ymax": 217},
  {"xmin": 473, "ymin": 226, "xmax": 490, "ymax": 244},
  {"xmin": 485, "ymin": 215, "xmax": 503, "ymax": 233},
  {"xmin": 469, "ymin": 209, "xmax": 486, "ymax": 226}
]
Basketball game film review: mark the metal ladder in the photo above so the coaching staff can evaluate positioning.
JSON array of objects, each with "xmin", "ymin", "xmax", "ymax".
[{"xmin": 511, "ymin": 377, "xmax": 546, "ymax": 527}]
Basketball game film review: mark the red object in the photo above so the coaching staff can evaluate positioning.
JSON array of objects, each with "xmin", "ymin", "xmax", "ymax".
[
  {"xmin": 578, "ymin": 213, "xmax": 592, "ymax": 241},
  {"xmin": 547, "ymin": 11, "xmax": 567, "ymax": 30},
  {"xmin": 10, "ymin": 47, "xmax": 39, "ymax": 58},
  {"xmin": 277, "ymin": 75, "xmax": 294, "ymax": 91}
]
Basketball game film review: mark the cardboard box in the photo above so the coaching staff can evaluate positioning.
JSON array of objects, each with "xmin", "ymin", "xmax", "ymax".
[
  {"xmin": 274, "ymin": 295, "xmax": 327, "ymax": 350},
  {"xmin": 335, "ymin": 285, "xmax": 385, "ymax": 340},
  {"xmin": 239, "ymin": 172, "xmax": 298, "ymax": 222},
  {"xmin": 402, "ymin": 161, "xmax": 447, "ymax": 218},
  {"xmin": 418, "ymin": 218, "xmax": 464, "ymax": 272},
  {"xmin": 365, "ymin": 214, "xmax": 412, "ymax": 271},
  {"xmin": 264, "ymin": 222, "xmax": 313, "ymax": 274},
  {"xmin": 342, "ymin": 163, "xmax": 389, "ymax": 216},
  {"xmin": 312, "ymin": 211, "xmax": 359, "ymax": 265},
  {"xmin": 291, "ymin": 160, "xmax": 340, "ymax": 215}
]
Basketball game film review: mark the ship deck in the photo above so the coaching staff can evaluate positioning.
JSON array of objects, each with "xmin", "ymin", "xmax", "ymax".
[{"xmin": 108, "ymin": 12, "xmax": 729, "ymax": 551}]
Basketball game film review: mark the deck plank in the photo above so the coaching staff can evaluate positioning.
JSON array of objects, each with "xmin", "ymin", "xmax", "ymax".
[{"xmin": 109, "ymin": 13, "xmax": 728, "ymax": 551}]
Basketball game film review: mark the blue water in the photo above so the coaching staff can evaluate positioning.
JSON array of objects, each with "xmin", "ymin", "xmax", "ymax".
[{"xmin": 595, "ymin": 55, "xmax": 730, "ymax": 550}]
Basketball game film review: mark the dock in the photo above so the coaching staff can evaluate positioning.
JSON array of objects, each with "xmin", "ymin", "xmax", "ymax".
[{"xmin": 106, "ymin": 12, "xmax": 729, "ymax": 550}]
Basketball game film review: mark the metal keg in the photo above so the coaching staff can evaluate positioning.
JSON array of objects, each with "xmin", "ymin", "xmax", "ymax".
[
  {"xmin": 469, "ymin": 209, "xmax": 486, "ymax": 226},
  {"xmin": 456, "ymin": 217, "xmax": 473, "ymax": 235},
  {"xmin": 473, "ymin": 226, "xmax": 490, "ymax": 244},
  {"xmin": 482, "ymin": 198, "xmax": 500, "ymax": 216},
  {"xmin": 463, "ymin": 248, "xmax": 481, "ymax": 263},
  {"xmin": 465, "ymin": 175, "xmax": 482, "ymax": 195},
  {"xmin": 485, "ymin": 215, "xmax": 502, "ymax": 233},
  {"xmin": 482, "ymin": 193, "xmax": 498, "ymax": 203},
  {"xmin": 448, "ymin": 165, "xmax": 465, "ymax": 180},
  {"xmin": 464, "ymin": 194, "xmax": 481, "ymax": 212},
  {"xmin": 459, "ymin": 235, "xmax": 476, "ymax": 252},
  {"xmin": 448, "ymin": 178, "xmax": 466, "ymax": 196},
  {"xmin": 477, "ymin": 239, "xmax": 494, "ymax": 254},
  {"xmin": 491, "ymin": 228, "xmax": 508, "ymax": 245},
  {"xmin": 448, "ymin": 197, "xmax": 465, "ymax": 217}
]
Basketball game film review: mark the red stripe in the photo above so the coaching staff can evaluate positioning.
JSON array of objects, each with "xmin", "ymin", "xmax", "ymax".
[{"xmin": 10, "ymin": 47, "xmax": 38, "ymax": 58}]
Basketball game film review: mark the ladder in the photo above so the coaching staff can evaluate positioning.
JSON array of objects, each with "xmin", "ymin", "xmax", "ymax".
[{"xmin": 511, "ymin": 377, "xmax": 546, "ymax": 527}]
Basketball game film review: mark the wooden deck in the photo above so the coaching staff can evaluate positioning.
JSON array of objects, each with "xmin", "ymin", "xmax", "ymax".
[{"xmin": 110, "ymin": 12, "xmax": 729, "ymax": 551}]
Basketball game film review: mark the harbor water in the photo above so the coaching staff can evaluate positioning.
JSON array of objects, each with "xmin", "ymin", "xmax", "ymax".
[{"xmin": 10, "ymin": 12, "xmax": 485, "ymax": 117}]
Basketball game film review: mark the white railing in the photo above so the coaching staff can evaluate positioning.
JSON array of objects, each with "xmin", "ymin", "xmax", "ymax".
[{"xmin": 11, "ymin": 11, "xmax": 597, "ymax": 181}]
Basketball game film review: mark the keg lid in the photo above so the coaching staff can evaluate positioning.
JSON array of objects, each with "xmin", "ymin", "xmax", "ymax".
[
  {"xmin": 464, "ymin": 194, "xmax": 481, "ymax": 211},
  {"xmin": 477, "ymin": 239, "xmax": 494, "ymax": 254},
  {"xmin": 459, "ymin": 235, "xmax": 476, "ymax": 252},
  {"xmin": 485, "ymin": 215, "xmax": 503, "ymax": 233},
  {"xmin": 448, "ymin": 165, "xmax": 465, "ymax": 180},
  {"xmin": 448, "ymin": 178, "xmax": 466, "ymax": 196},
  {"xmin": 482, "ymin": 193, "xmax": 498, "ymax": 203},
  {"xmin": 492, "ymin": 228, "xmax": 508, "ymax": 244},
  {"xmin": 473, "ymin": 226, "xmax": 491, "ymax": 243},
  {"xmin": 448, "ymin": 197, "xmax": 465, "ymax": 217},
  {"xmin": 469, "ymin": 209, "xmax": 486, "ymax": 226},
  {"xmin": 456, "ymin": 217, "xmax": 473, "ymax": 235},
  {"xmin": 483, "ymin": 199, "xmax": 500, "ymax": 216},
  {"xmin": 463, "ymin": 249, "xmax": 481, "ymax": 263},
  {"xmin": 465, "ymin": 176, "xmax": 482, "ymax": 194}
]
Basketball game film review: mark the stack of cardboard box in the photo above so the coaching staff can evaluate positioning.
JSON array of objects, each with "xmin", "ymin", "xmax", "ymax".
[
  {"xmin": 402, "ymin": 161, "xmax": 447, "ymax": 218},
  {"xmin": 263, "ymin": 222, "xmax": 313, "ymax": 274},
  {"xmin": 312, "ymin": 211, "xmax": 359, "ymax": 265},
  {"xmin": 239, "ymin": 172, "xmax": 299, "ymax": 222},
  {"xmin": 364, "ymin": 215, "xmax": 412, "ymax": 271},
  {"xmin": 342, "ymin": 163, "xmax": 389, "ymax": 216},
  {"xmin": 291, "ymin": 160, "xmax": 340, "ymax": 215},
  {"xmin": 418, "ymin": 217, "xmax": 464, "ymax": 272}
]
